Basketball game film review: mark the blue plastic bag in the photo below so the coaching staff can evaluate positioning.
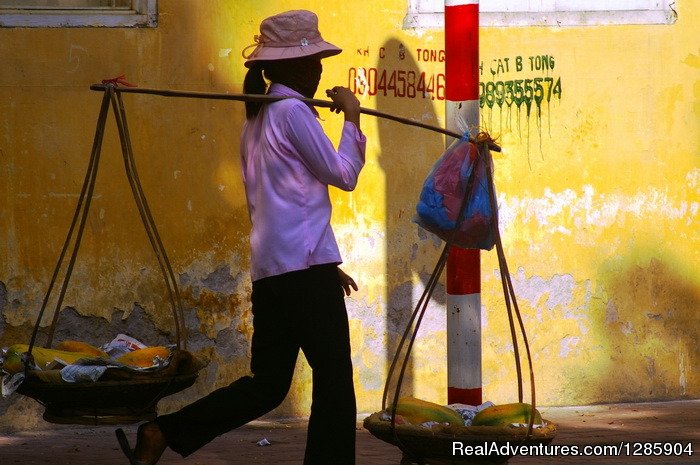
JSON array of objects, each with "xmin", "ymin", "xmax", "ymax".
[{"xmin": 415, "ymin": 136, "xmax": 496, "ymax": 250}]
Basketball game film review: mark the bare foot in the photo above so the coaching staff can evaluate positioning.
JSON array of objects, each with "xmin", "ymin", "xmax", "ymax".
[{"xmin": 134, "ymin": 421, "xmax": 168, "ymax": 464}]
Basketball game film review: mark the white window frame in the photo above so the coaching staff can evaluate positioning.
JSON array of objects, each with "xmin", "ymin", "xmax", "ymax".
[
  {"xmin": 0, "ymin": 0, "xmax": 157, "ymax": 27},
  {"xmin": 405, "ymin": 0, "xmax": 677, "ymax": 28}
]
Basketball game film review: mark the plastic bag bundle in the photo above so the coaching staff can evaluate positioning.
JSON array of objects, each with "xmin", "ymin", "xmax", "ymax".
[{"xmin": 415, "ymin": 136, "xmax": 496, "ymax": 250}]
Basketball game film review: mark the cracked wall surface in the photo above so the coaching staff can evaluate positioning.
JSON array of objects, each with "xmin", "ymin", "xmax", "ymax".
[{"xmin": 1, "ymin": 0, "xmax": 698, "ymax": 431}]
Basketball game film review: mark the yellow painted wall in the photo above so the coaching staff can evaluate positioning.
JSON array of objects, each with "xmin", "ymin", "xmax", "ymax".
[{"xmin": 0, "ymin": 1, "xmax": 697, "ymax": 430}]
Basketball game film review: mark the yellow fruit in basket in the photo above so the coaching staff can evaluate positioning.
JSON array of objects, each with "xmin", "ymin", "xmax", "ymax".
[
  {"xmin": 2, "ymin": 350, "xmax": 22, "ymax": 374},
  {"xmin": 2, "ymin": 344, "xmax": 101, "ymax": 374},
  {"xmin": 116, "ymin": 346, "xmax": 170, "ymax": 368},
  {"xmin": 471, "ymin": 402, "xmax": 542, "ymax": 427},
  {"xmin": 56, "ymin": 340, "xmax": 108, "ymax": 357},
  {"xmin": 392, "ymin": 396, "xmax": 464, "ymax": 426}
]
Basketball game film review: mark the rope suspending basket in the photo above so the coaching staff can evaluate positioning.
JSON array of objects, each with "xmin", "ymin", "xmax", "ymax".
[
  {"xmin": 363, "ymin": 136, "xmax": 557, "ymax": 464},
  {"xmin": 2, "ymin": 84, "xmax": 207, "ymax": 425}
]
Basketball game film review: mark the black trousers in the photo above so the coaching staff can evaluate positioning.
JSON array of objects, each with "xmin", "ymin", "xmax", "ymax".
[{"xmin": 157, "ymin": 264, "xmax": 357, "ymax": 464}]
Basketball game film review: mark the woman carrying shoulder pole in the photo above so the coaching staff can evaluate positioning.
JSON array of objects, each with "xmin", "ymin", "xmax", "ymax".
[{"xmin": 116, "ymin": 9, "xmax": 365, "ymax": 465}]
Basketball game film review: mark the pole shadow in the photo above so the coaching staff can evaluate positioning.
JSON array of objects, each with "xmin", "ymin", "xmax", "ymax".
[{"xmin": 376, "ymin": 38, "xmax": 446, "ymax": 402}]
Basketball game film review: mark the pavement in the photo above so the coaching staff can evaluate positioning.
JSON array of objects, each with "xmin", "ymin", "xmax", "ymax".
[{"xmin": 0, "ymin": 400, "xmax": 698, "ymax": 464}]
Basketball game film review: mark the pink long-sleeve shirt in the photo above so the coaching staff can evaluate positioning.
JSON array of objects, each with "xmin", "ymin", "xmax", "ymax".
[{"xmin": 240, "ymin": 83, "xmax": 366, "ymax": 281}]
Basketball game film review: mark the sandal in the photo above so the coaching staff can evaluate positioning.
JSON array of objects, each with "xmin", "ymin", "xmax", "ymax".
[{"xmin": 115, "ymin": 428, "xmax": 150, "ymax": 465}]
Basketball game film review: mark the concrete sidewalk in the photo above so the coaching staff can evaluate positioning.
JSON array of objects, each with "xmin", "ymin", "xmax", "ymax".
[{"xmin": 1, "ymin": 400, "xmax": 698, "ymax": 464}]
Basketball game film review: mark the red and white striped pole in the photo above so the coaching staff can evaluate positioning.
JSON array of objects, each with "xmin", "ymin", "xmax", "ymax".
[{"xmin": 445, "ymin": 0, "xmax": 482, "ymax": 407}]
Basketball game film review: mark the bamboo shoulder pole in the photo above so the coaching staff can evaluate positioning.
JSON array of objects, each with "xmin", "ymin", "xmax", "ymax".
[{"xmin": 89, "ymin": 83, "xmax": 500, "ymax": 152}]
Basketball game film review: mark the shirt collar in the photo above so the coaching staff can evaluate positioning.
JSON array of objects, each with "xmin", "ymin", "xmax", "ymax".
[{"xmin": 268, "ymin": 83, "xmax": 319, "ymax": 117}]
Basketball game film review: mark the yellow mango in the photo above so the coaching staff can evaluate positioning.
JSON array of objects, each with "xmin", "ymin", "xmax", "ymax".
[
  {"xmin": 56, "ymin": 340, "xmax": 108, "ymax": 358},
  {"xmin": 116, "ymin": 346, "xmax": 170, "ymax": 368},
  {"xmin": 472, "ymin": 402, "xmax": 542, "ymax": 427},
  {"xmin": 2, "ymin": 350, "xmax": 22, "ymax": 374},
  {"xmin": 2, "ymin": 344, "xmax": 101, "ymax": 374},
  {"xmin": 391, "ymin": 396, "xmax": 464, "ymax": 426}
]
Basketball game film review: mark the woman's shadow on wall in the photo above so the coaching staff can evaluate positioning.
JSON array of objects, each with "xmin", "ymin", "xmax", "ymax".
[{"xmin": 376, "ymin": 38, "xmax": 447, "ymax": 400}]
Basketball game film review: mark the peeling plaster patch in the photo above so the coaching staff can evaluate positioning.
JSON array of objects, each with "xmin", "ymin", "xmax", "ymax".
[
  {"xmin": 180, "ymin": 272, "xmax": 192, "ymax": 286},
  {"xmin": 559, "ymin": 336, "xmax": 580, "ymax": 357},
  {"xmin": 512, "ymin": 268, "xmax": 575, "ymax": 319},
  {"xmin": 620, "ymin": 321, "xmax": 633, "ymax": 335},
  {"xmin": 201, "ymin": 265, "xmax": 241, "ymax": 294},
  {"xmin": 49, "ymin": 305, "xmax": 172, "ymax": 347},
  {"xmin": 207, "ymin": 63, "xmax": 215, "ymax": 72},
  {"xmin": 346, "ymin": 299, "xmax": 386, "ymax": 356},
  {"xmin": 51, "ymin": 306, "xmax": 119, "ymax": 346},
  {"xmin": 605, "ymin": 300, "xmax": 619, "ymax": 324},
  {"xmin": 497, "ymin": 182, "xmax": 698, "ymax": 234},
  {"xmin": 115, "ymin": 304, "xmax": 169, "ymax": 345},
  {"xmin": 345, "ymin": 276, "xmax": 448, "ymax": 393},
  {"xmin": 413, "ymin": 278, "xmax": 447, "ymax": 333},
  {"xmin": 346, "ymin": 299, "xmax": 387, "ymax": 391},
  {"xmin": 219, "ymin": 48, "xmax": 232, "ymax": 58},
  {"xmin": 335, "ymin": 225, "xmax": 385, "ymax": 263},
  {"xmin": 179, "ymin": 276, "xmax": 201, "ymax": 301},
  {"xmin": 178, "ymin": 257, "xmax": 251, "ymax": 341},
  {"xmin": 213, "ymin": 326, "xmax": 249, "ymax": 359},
  {"xmin": 384, "ymin": 280, "xmax": 446, "ymax": 335},
  {"xmin": 182, "ymin": 307, "xmax": 213, "ymax": 352},
  {"xmin": 179, "ymin": 254, "xmax": 248, "ymax": 294},
  {"xmin": 508, "ymin": 269, "xmax": 592, "ymax": 340}
]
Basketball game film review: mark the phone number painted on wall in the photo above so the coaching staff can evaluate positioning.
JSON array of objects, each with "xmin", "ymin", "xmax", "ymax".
[
  {"xmin": 348, "ymin": 67, "xmax": 562, "ymax": 110},
  {"xmin": 348, "ymin": 67, "xmax": 445, "ymax": 100},
  {"xmin": 481, "ymin": 77, "xmax": 562, "ymax": 111}
]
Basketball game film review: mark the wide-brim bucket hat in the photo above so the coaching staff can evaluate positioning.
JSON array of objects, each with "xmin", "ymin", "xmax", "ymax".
[{"xmin": 242, "ymin": 10, "xmax": 342, "ymax": 68}]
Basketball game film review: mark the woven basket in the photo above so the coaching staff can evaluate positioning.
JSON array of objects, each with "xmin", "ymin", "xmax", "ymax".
[
  {"xmin": 16, "ymin": 349, "xmax": 205, "ymax": 425},
  {"xmin": 15, "ymin": 89, "xmax": 211, "ymax": 426},
  {"xmin": 364, "ymin": 412, "xmax": 557, "ymax": 465}
]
